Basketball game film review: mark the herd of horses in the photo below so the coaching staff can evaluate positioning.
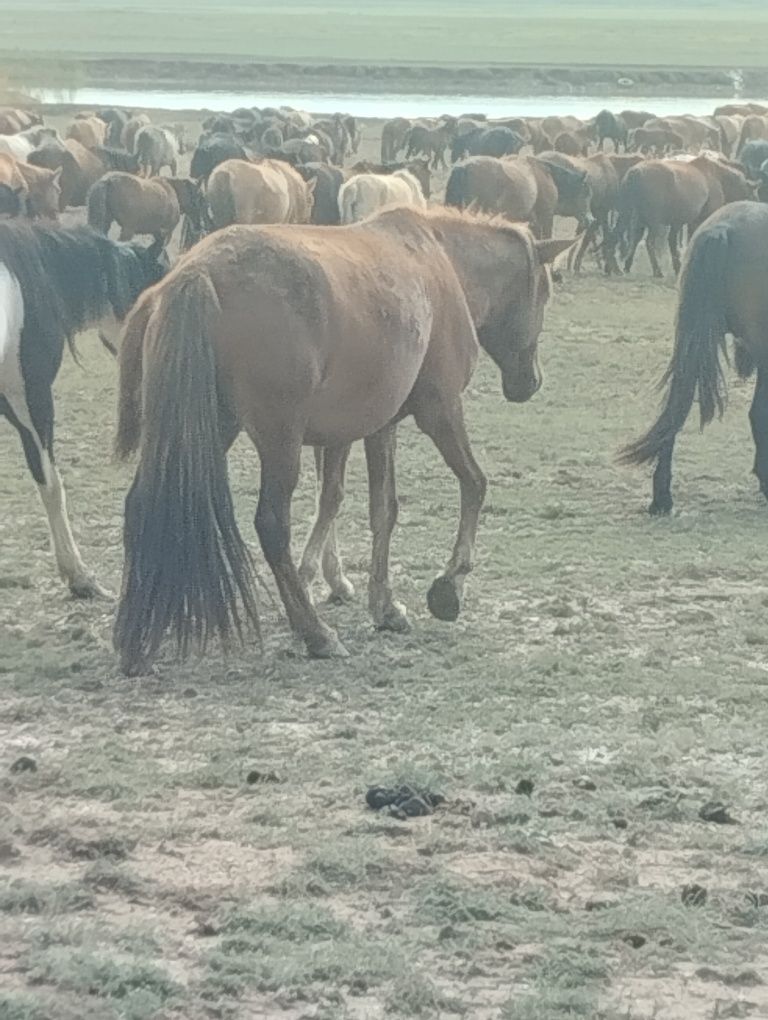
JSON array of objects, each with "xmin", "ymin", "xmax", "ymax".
[{"xmin": 1, "ymin": 99, "xmax": 767, "ymax": 673}]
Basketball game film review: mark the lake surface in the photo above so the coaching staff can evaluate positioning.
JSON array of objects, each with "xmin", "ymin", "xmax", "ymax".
[{"xmin": 33, "ymin": 86, "xmax": 749, "ymax": 118}]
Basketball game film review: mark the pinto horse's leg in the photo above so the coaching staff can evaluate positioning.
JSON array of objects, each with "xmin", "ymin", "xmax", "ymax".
[
  {"xmin": 749, "ymin": 366, "xmax": 768, "ymax": 499},
  {"xmin": 0, "ymin": 387, "xmax": 108, "ymax": 598},
  {"xmin": 364, "ymin": 424, "xmax": 409, "ymax": 632},
  {"xmin": 252, "ymin": 430, "xmax": 348, "ymax": 657},
  {"xmin": 299, "ymin": 444, "xmax": 355, "ymax": 602},
  {"xmin": 413, "ymin": 396, "xmax": 487, "ymax": 622}
]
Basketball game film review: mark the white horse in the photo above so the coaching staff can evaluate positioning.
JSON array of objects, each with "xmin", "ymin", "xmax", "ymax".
[
  {"xmin": 338, "ymin": 169, "xmax": 426, "ymax": 224},
  {"xmin": 0, "ymin": 126, "xmax": 60, "ymax": 161}
]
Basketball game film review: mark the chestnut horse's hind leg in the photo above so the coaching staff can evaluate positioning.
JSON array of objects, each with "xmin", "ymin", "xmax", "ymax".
[
  {"xmin": 364, "ymin": 424, "xmax": 409, "ymax": 632},
  {"xmin": 253, "ymin": 430, "xmax": 348, "ymax": 657},
  {"xmin": 413, "ymin": 396, "xmax": 487, "ymax": 622},
  {"xmin": 749, "ymin": 366, "xmax": 768, "ymax": 499},
  {"xmin": 299, "ymin": 444, "xmax": 355, "ymax": 602}
]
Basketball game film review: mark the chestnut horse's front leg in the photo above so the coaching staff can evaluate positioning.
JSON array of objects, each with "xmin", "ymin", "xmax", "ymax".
[{"xmin": 413, "ymin": 395, "xmax": 487, "ymax": 622}]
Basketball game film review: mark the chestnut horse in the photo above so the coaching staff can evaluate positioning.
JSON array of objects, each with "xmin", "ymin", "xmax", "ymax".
[
  {"xmin": 113, "ymin": 208, "xmax": 571, "ymax": 673},
  {"xmin": 621, "ymin": 201, "xmax": 768, "ymax": 512}
]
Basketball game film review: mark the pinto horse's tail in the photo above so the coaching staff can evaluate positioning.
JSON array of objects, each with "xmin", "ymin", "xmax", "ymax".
[
  {"xmin": 619, "ymin": 222, "xmax": 731, "ymax": 467},
  {"xmin": 444, "ymin": 163, "xmax": 468, "ymax": 208},
  {"xmin": 113, "ymin": 272, "xmax": 258, "ymax": 674}
]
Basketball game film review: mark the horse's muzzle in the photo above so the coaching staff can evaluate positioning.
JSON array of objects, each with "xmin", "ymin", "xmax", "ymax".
[{"xmin": 502, "ymin": 369, "xmax": 541, "ymax": 403}]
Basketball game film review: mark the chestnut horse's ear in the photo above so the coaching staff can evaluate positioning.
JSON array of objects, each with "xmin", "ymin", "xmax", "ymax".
[{"xmin": 535, "ymin": 238, "xmax": 575, "ymax": 264}]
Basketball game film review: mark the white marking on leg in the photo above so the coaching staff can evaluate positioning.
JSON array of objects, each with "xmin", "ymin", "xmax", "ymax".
[{"xmin": 0, "ymin": 263, "xmax": 105, "ymax": 596}]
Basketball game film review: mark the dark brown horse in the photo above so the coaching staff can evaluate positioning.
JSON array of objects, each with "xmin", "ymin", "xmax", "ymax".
[
  {"xmin": 620, "ymin": 201, "xmax": 768, "ymax": 513},
  {"xmin": 113, "ymin": 208, "xmax": 571, "ymax": 673}
]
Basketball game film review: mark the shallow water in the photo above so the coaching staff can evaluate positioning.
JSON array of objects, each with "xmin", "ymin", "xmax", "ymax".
[{"xmin": 32, "ymin": 86, "xmax": 745, "ymax": 118}]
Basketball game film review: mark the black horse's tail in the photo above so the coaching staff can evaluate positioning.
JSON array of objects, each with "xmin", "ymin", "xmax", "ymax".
[
  {"xmin": 113, "ymin": 272, "xmax": 258, "ymax": 674},
  {"xmin": 619, "ymin": 223, "xmax": 731, "ymax": 466},
  {"xmin": 86, "ymin": 176, "xmax": 111, "ymax": 233},
  {"xmin": 445, "ymin": 163, "xmax": 468, "ymax": 208}
]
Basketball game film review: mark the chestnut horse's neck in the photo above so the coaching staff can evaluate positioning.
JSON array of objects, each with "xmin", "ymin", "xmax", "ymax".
[{"xmin": 426, "ymin": 213, "xmax": 536, "ymax": 338}]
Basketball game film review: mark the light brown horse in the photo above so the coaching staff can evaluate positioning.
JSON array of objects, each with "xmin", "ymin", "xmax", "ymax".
[
  {"xmin": 27, "ymin": 139, "xmax": 110, "ymax": 209},
  {"xmin": 87, "ymin": 172, "xmax": 194, "ymax": 242},
  {"xmin": 113, "ymin": 207, "xmax": 571, "ymax": 673},
  {"xmin": 206, "ymin": 158, "xmax": 314, "ymax": 229},
  {"xmin": 66, "ymin": 116, "xmax": 107, "ymax": 150},
  {"xmin": 628, "ymin": 125, "xmax": 684, "ymax": 156},
  {"xmin": 607, "ymin": 155, "xmax": 756, "ymax": 277},
  {"xmin": 445, "ymin": 155, "xmax": 590, "ymax": 239},
  {"xmin": 0, "ymin": 154, "xmax": 61, "ymax": 219},
  {"xmin": 445, "ymin": 156, "xmax": 557, "ymax": 236},
  {"xmin": 735, "ymin": 115, "xmax": 768, "ymax": 157},
  {"xmin": 620, "ymin": 201, "xmax": 768, "ymax": 513}
]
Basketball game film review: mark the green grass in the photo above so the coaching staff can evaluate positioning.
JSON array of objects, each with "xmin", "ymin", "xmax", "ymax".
[{"xmin": 4, "ymin": 1, "xmax": 768, "ymax": 67}]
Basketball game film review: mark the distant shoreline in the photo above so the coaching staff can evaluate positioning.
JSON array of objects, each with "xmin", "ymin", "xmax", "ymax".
[{"xmin": 4, "ymin": 56, "xmax": 767, "ymax": 104}]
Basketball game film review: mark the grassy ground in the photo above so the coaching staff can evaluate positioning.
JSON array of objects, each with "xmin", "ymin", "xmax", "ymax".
[
  {"xmin": 4, "ymin": 1, "xmax": 768, "ymax": 67},
  {"xmin": 3, "ymin": 119, "xmax": 768, "ymax": 1019}
]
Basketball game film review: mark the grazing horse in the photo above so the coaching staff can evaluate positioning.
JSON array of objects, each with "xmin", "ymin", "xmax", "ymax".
[
  {"xmin": 0, "ymin": 223, "xmax": 168, "ymax": 596},
  {"xmin": 349, "ymin": 159, "xmax": 431, "ymax": 199},
  {"xmin": 28, "ymin": 140, "xmax": 138, "ymax": 210},
  {"xmin": 96, "ymin": 108, "xmax": 131, "ymax": 147},
  {"xmin": 190, "ymin": 132, "xmax": 249, "ymax": 181},
  {"xmin": 451, "ymin": 127, "xmax": 526, "ymax": 162},
  {"xmin": 135, "ymin": 126, "xmax": 182, "ymax": 176},
  {"xmin": 446, "ymin": 155, "xmax": 589, "ymax": 239},
  {"xmin": 0, "ymin": 182, "xmax": 23, "ymax": 218},
  {"xmin": 620, "ymin": 202, "xmax": 768, "ymax": 512},
  {"xmin": 296, "ymin": 163, "xmax": 344, "ymax": 225},
  {"xmin": 628, "ymin": 126, "xmax": 684, "ymax": 156},
  {"xmin": 66, "ymin": 116, "xmax": 107, "ymax": 150},
  {"xmin": 87, "ymin": 172, "xmax": 195, "ymax": 242},
  {"xmin": 0, "ymin": 126, "xmax": 59, "ymax": 161},
  {"xmin": 738, "ymin": 139, "xmax": 768, "ymax": 178},
  {"xmin": 338, "ymin": 170, "xmax": 425, "ymax": 224},
  {"xmin": 0, "ymin": 155, "xmax": 61, "ymax": 220},
  {"xmin": 206, "ymin": 158, "xmax": 314, "ymax": 229},
  {"xmin": 112, "ymin": 208, "xmax": 571, "ymax": 673},
  {"xmin": 736, "ymin": 115, "xmax": 768, "ymax": 157}
]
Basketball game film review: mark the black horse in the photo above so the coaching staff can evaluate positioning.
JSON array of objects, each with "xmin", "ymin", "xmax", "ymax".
[
  {"xmin": 593, "ymin": 110, "xmax": 628, "ymax": 152},
  {"xmin": 451, "ymin": 127, "xmax": 525, "ymax": 162},
  {"xmin": 620, "ymin": 201, "xmax": 768, "ymax": 513},
  {"xmin": 0, "ymin": 223, "xmax": 168, "ymax": 596}
]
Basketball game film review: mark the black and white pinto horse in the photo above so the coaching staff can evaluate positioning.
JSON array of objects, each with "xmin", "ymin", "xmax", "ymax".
[{"xmin": 0, "ymin": 222, "xmax": 168, "ymax": 597}]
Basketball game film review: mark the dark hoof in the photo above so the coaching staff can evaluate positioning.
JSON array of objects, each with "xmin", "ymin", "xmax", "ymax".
[
  {"xmin": 648, "ymin": 499, "xmax": 672, "ymax": 516},
  {"xmin": 69, "ymin": 577, "xmax": 113, "ymax": 600},
  {"xmin": 307, "ymin": 631, "xmax": 349, "ymax": 659},
  {"xmin": 427, "ymin": 577, "xmax": 461, "ymax": 622}
]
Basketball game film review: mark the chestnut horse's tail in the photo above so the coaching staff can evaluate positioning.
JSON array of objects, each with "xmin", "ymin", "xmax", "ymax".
[
  {"xmin": 113, "ymin": 271, "xmax": 258, "ymax": 674},
  {"xmin": 619, "ymin": 222, "xmax": 731, "ymax": 467}
]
